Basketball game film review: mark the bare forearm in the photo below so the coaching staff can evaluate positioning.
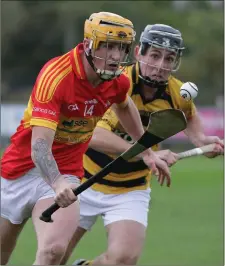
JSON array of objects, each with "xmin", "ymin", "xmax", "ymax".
[
  {"xmin": 90, "ymin": 127, "xmax": 148, "ymax": 161},
  {"xmin": 184, "ymin": 114, "xmax": 205, "ymax": 147},
  {"xmin": 90, "ymin": 127, "xmax": 133, "ymax": 155},
  {"xmin": 113, "ymin": 97, "xmax": 145, "ymax": 141},
  {"xmin": 31, "ymin": 138, "xmax": 61, "ymax": 186}
]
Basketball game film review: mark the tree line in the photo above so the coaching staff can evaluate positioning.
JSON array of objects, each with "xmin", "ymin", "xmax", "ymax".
[{"xmin": 2, "ymin": 1, "xmax": 223, "ymax": 105}]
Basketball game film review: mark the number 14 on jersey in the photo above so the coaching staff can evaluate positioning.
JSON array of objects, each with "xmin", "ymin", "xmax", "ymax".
[{"xmin": 84, "ymin": 105, "xmax": 95, "ymax": 116}]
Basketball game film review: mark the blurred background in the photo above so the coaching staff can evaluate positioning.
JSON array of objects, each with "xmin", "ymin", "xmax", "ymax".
[{"xmin": 1, "ymin": 1, "xmax": 224, "ymax": 265}]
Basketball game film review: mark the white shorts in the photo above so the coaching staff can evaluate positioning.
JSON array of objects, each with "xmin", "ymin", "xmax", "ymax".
[
  {"xmin": 79, "ymin": 187, "xmax": 151, "ymax": 230},
  {"xmin": 1, "ymin": 168, "xmax": 80, "ymax": 224}
]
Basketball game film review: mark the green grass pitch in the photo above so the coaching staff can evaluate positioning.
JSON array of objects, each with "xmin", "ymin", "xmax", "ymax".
[{"xmin": 9, "ymin": 156, "xmax": 224, "ymax": 265}]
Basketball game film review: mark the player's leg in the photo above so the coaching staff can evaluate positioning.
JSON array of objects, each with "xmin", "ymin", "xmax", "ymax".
[
  {"xmin": 93, "ymin": 189, "xmax": 150, "ymax": 265},
  {"xmin": 32, "ymin": 197, "xmax": 80, "ymax": 265},
  {"xmin": 0, "ymin": 217, "xmax": 27, "ymax": 264},
  {"xmin": 61, "ymin": 188, "xmax": 101, "ymax": 264},
  {"xmin": 0, "ymin": 171, "xmax": 38, "ymax": 264},
  {"xmin": 73, "ymin": 188, "xmax": 150, "ymax": 265},
  {"xmin": 94, "ymin": 220, "xmax": 146, "ymax": 265},
  {"xmin": 32, "ymin": 175, "xmax": 80, "ymax": 265},
  {"xmin": 60, "ymin": 227, "xmax": 87, "ymax": 265}
]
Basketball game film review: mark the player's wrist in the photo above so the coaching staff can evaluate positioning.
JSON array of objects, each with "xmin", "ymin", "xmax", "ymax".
[
  {"xmin": 191, "ymin": 134, "xmax": 206, "ymax": 147},
  {"xmin": 137, "ymin": 148, "xmax": 153, "ymax": 160}
]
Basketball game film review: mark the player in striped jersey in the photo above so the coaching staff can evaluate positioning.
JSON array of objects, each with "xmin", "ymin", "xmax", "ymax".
[
  {"xmin": 0, "ymin": 14, "xmax": 171, "ymax": 265},
  {"xmin": 61, "ymin": 24, "xmax": 223, "ymax": 265}
]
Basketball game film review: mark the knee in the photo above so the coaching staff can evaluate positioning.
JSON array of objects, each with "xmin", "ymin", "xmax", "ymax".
[
  {"xmin": 37, "ymin": 243, "xmax": 67, "ymax": 264},
  {"xmin": 105, "ymin": 248, "xmax": 139, "ymax": 265}
]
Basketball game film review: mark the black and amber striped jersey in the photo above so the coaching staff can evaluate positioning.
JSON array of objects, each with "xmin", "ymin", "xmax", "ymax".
[{"xmin": 83, "ymin": 62, "xmax": 196, "ymax": 194}]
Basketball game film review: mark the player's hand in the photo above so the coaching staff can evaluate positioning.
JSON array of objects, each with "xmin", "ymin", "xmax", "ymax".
[
  {"xmin": 52, "ymin": 175, "xmax": 78, "ymax": 208},
  {"xmin": 155, "ymin": 150, "xmax": 178, "ymax": 167},
  {"xmin": 201, "ymin": 136, "xmax": 224, "ymax": 158},
  {"xmin": 142, "ymin": 151, "xmax": 171, "ymax": 187}
]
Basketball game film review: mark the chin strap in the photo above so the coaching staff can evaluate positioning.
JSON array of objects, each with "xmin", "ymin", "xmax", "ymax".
[
  {"xmin": 138, "ymin": 64, "xmax": 168, "ymax": 92},
  {"xmin": 139, "ymin": 75, "xmax": 168, "ymax": 91},
  {"xmin": 85, "ymin": 51, "xmax": 122, "ymax": 81},
  {"xmin": 132, "ymin": 62, "xmax": 167, "ymax": 97},
  {"xmin": 132, "ymin": 63, "xmax": 174, "ymax": 107}
]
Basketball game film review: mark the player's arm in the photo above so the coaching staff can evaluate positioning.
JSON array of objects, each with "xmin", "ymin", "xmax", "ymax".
[
  {"xmin": 30, "ymin": 64, "xmax": 64, "ymax": 188},
  {"xmin": 112, "ymin": 96, "xmax": 146, "ymax": 144},
  {"xmin": 184, "ymin": 112, "xmax": 205, "ymax": 147},
  {"xmin": 30, "ymin": 59, "xmax": 77, "ymax": 207},
  {"xmin": 177, "ymin": 90, "xmax": 223, "ymax": 157},
  {"xmin": 90, "ymin": 127, "xmax": 133, "ymax": 155},
  {"xmin": 90, "ymin": 97, "xmax": 144, "ymax": 156},
  {"xmin": 184, "ymin": 112, "xmax": 223, "ymax": 157},
  {"xmin": 31, "ymin": 126, "xmax": 76, "ymax": 207},
  {"xmin": 91, "ymin": 127, "xmax": 178, "ymax": 168},
  {"xmin": 89, "ymin": 107, "xmax": 139, "ymax": 157},
  {"xmin": 31, "ymin": 126, "xmax": 61, "ymax": 188},
  {"xmin": 89, "ymin": 96, "xmax": 171, "ymax": 185},
  {"xmin": 112, "ymin": 95, "xmax": 171, "ymax": 184},
  {"xmin": 184, "ymin": 112, "xmax": 223, "ymax": 146}
]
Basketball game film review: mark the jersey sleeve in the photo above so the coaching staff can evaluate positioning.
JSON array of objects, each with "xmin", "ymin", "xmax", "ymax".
[
  {"xmin": 96, "ymin": 108, "xmax": 119, "ymax": 132},
  {"xmin": 30, "ymin": 89, "xmax": 62, "ymax": 131},
  {"xmin": 114, "ymin": 74, "xmax": 130, "ymax": 108},
  {"xmin": 182, "ymin": 100, "xmax": 197, "ymax": 120},
  {"xmin": 116, "ymin": 94, "xmax": 129, "ymax": 108},
  {"xmin": 30, "ymin": 56, "xmax": 71, "ymax": 130},
  {"xmin": 170, "ymin": 77, "xmax": 197, "ymax": 120},
  {"xmin": 178, "ymin": 94, "xmax": 197, "ymax": 120}
]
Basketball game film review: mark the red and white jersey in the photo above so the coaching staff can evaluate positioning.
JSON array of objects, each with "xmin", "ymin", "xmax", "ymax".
[{"xmin": 1, "ymin": 43, "xmax": 129, "ymax": 180}]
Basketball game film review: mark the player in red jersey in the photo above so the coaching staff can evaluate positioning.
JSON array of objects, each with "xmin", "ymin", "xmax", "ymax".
[{"xmin": 0, "ymin": 12, "xmax": 171, "ymax": 265}]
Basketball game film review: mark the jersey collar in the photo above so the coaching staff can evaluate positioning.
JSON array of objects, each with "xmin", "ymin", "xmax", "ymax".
[{"xmin": 71, "ymin": 43, "xmax": 86, "ymax": 80}]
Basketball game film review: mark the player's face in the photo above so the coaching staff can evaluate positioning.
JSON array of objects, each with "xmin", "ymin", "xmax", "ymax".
[
  {"xmin": 136, "ymin": 45, "xmax": 178, "ymax": 82},
  {"xmin": 93, "ymin": 41, "xmax": 129, "ymax": 71}
]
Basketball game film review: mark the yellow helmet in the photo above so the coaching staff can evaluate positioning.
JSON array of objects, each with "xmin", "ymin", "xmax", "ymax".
[{"xmin": 84, "ymin": 12, "xmax": 136, "ymax": 50}]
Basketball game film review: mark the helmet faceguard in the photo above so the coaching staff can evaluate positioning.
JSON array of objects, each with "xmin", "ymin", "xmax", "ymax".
[
  {"xmin": 84, "ymin": 12, "xmax": 136, "ymax": 81},
  {"xmin": 138, "ymin": 24, "xmax": 185, "ymax": 89}
]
